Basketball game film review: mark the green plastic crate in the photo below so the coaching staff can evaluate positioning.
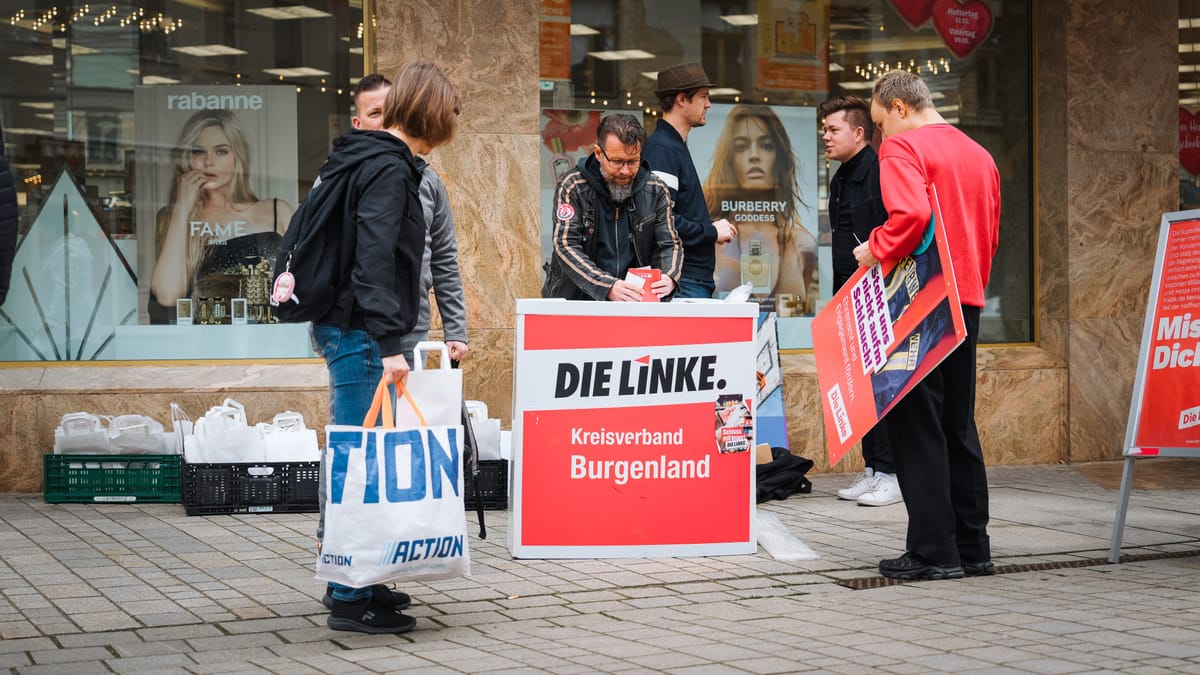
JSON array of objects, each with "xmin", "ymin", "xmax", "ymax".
[{"xmin": 44, "ymin": 455, "xmax": 183, "ymax": 503}]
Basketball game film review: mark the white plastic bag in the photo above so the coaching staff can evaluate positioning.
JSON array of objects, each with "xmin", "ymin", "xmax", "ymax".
[
  {"xmin": 464, "ymin": 400, "xmax": 501, "ymax": 460},
  {"xmin": 396, "ymin": 341, "xmax": 463, "ymax": 428},
  {"xmin": 184, "ymin": 398, "xmax": 265, "ymax": 463},
  {"xmin": 755, "ymin": 510, "xmax": 820, "ymax": 561},
  {"xmin": 107, "ymin": 415, "xmax": 166, "ymax": 455},
  {"xmin": 53, "ymin": 413, "xmax": 110, "ymax": 454},
  {"xmin": 318, "ymin": 376, "xmax": 470, "ymax": 586},
  {"xmin": 260, "ymin": 411, "xmax": 320, "ymax": 462}
]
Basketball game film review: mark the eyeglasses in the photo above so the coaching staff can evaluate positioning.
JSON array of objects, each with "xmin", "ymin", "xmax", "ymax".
[{"xmin": 598, "ymin": 145, "xmax": 641, "ymax": 170}]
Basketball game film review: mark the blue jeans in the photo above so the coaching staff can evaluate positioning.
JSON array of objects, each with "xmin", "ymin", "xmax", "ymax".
[
  {"xmin": 310, "ymin": 323, "xmax": 383, "ymax": 603},
  {"xmin": 675, "ymin": 276, "xmax": 715, "ymax": 299}
]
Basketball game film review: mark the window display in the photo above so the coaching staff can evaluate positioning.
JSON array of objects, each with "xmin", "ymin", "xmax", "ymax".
[
  {"xmin": 540, "ymin": 0, "xmax": 1032, "ymax": 347},
  {"xmin": 0, "ymin": 1, "xmax": 363, "ymax": 361}
]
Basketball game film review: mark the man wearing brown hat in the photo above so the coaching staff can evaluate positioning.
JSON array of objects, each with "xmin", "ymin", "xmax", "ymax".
[{"xmin": 642, "ymin": 62, "xmax": 737, "ymax": 298}]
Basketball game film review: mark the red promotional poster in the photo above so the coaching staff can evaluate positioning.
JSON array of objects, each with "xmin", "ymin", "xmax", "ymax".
[
  {"xmin": 511, "ymin": 300, "xmax": 758, "ymax": 558},
  {"xmin": 812, "ymin": 188, "xmax": 966, "ymax": 466},
  {"xmin": 1127, "ymin": 215, "xmax": 1200, "ymax": 452}
]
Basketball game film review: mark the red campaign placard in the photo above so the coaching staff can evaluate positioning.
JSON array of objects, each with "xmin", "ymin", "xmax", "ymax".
[
  {"xmin": 1131, "ymin": 218, "xmax": 1200, "ymax": 448},
  {"xmin": 812, "ymin": 189, "xmax": 967, "ymax": 465},
  {"xmin": 520, "ymin": 402, "xmax": 750, "ymax": 546}
]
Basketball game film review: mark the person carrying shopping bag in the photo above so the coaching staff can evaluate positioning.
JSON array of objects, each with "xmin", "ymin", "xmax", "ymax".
[{"xmin": 305, "ymin": 60, "xmax": 461, "ymax": 634}]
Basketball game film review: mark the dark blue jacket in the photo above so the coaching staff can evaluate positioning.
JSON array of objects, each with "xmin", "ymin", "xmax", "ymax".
[{"xmin": 642, "ymin": 121, "xmax": 716, "ymax": 282}]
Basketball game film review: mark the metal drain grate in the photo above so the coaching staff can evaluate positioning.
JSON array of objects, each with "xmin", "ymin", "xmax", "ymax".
[{"xmin": 837, "ymin": 549, "xmax": 1200, "ymax": 590}]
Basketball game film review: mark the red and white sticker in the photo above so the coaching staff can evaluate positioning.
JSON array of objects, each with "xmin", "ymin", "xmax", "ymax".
[{"xmin": 556, "ymin": 203, "xmax": 576, "ymax": 221}]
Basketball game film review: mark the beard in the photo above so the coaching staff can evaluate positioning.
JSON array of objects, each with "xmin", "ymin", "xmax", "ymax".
[{"xmin": 606, "ymin": 180, "xmax": 633, "ymax": 203}]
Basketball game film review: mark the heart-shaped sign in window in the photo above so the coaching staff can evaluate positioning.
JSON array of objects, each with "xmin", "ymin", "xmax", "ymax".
[
  {"xmin": 887, "ymin": 0, "xmax": 935, "ymax": 28},
  {"xmin": 932, "ymin": 0, "xmax": 994, "ymax": 59}
]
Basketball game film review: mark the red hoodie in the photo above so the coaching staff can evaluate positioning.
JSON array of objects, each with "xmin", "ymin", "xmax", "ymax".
[{"xmin": 868, "ymin": 123, "xmax": 1000, "ymax": 308}]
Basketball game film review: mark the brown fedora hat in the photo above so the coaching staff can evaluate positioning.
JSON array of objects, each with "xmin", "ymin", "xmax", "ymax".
[{"xmin": 654, "ymin": 62, "xmax": 715, "ymax": 98}]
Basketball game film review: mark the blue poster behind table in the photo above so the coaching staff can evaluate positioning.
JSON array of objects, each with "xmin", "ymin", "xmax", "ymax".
[
  {"xmin": 755, "ymin": 312, "xmax": 789, "ymax": 450},
  {"xmin": 812, "ymin": 187, "xmax": 967, "ymax": 465}
]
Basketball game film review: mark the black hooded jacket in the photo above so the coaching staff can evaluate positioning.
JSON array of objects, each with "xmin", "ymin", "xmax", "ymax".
[{"xmin": 316, "ymin": 129, "xmax": 426, "ymax": 356}]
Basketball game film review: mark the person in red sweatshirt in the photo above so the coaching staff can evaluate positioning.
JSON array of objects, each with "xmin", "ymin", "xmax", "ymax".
[{"xmin": 853, "ymin": 69, "xmax": 1000, "ymax": 581}]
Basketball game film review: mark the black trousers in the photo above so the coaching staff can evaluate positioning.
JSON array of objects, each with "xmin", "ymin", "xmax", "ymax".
[
  {"xmin": 835, "ymin": 270, "xmax": 896, "ymax": 475},
  {"xmin": 884, "ymin": 305, "xmax": 990, "ymax": 565}
]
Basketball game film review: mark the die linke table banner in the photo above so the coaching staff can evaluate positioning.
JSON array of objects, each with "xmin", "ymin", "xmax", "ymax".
[
  {"xmin": 1125, "ymin": 213, "xmax": 1200, "ymax": 454},
  {"xmin": 812, "ymin": 187, "xmax": 966, "ymax": 466},
  {"xmin": 510, "ymin": 299, "xmax": 758, "ymax": 558}
]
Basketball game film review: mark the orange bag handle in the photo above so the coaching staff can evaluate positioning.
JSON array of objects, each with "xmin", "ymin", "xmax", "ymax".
[
  {"xmin": 361, "ymin": 376, "xmax": 427, "ymax": 428},
  {"xmin": 361, "ymin": 376, "xmax": 395, "ymax": 428}
]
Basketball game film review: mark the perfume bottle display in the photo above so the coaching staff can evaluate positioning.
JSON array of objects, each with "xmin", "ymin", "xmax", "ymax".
[{"xmin": 741, "ymin": 239, "xmax": 772, "ymax": 294}]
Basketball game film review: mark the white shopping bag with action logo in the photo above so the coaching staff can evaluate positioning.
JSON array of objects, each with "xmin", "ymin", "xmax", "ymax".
[{"xmin": 316, "ymin": 376, "xmax": 470, "ymax": 586}]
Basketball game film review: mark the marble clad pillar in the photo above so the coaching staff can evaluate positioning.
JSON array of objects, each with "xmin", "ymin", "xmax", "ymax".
[
  {"xmin": 1061, "ymin": 2, "xmax": 1178, "ymax": 461},
  {"xmin": 374, "ymin": 1, "xmax": 543, "ymax": 425}
]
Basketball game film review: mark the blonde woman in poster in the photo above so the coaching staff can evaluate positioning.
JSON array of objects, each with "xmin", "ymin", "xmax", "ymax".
[
  {"xmin": 705, "ymin": 104, "xmax": 818, "ymax": 315},
  {"xmin": 148, "ymin": 109, "xmax": 294, "ymax": 322}
]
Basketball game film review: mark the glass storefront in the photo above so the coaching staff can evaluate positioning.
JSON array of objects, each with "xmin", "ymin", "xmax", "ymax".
[
  {"xmin": 1, "ymin": 0, "xmax": 1034, "ymax": 362},
  {"xmin": 1, "ymin": 1, "xmax": 364, "ymax": 361},
  {"xmin": 539, "ymin": 0, "xmax": 1032, "ymax": 348},
  {"xmin": 1181, "ymin": 1, "xmax": 1200, "ymax": 211}
]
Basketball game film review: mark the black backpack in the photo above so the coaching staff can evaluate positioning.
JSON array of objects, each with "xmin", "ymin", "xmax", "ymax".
[{"xmin": 271, "ymin": 167, "xmax": 359, "ymax": 324}]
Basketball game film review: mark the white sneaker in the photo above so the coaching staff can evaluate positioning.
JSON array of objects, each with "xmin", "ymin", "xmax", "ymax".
[
  {"xmin": 857, "ymin": 472, "xmax": 903, "ymax": 507},
  {"xmin": 837, "ymin": 468, "xmax": 875, "ymax": 500}
]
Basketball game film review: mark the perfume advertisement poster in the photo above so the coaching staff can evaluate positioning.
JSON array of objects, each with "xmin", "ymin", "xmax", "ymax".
[
  {"xmin": 756, "ymin": 0, "xmax": 830, "ymax": 94},
  {"xmin": 689, "ymin": 103, "xmax": 820, "ymax": 348},
  {"xmin": 539, "ymin": 0, "xmax": 572, "ymax": 81},
  {"xmin": 134, "ymin": 86, "xmax": 298, "ymax": 325},
  {"xmin": 812, "ymin": 191, "xmax": 966, "ymax": 465}
]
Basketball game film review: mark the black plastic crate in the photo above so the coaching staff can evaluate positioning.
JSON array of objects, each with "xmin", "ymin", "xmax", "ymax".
[
  {"xmin": 182, "ymin": 461, "xmax": 320, "ymax": 516},
  {"xmin": 44, "ymin": 455, "xmax": 182, "ymax": 503},
  {"xmin": 465, "ymin": 459, "xmax": 508, "ymax": 510}
]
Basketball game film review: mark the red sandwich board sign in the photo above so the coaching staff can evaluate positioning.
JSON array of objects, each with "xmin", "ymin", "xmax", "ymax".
[
  {"xmin": 1109, "ymin": 210, "xmax": 1200, "ymax": 562},
  {"xmin": 812, "ymin": 186, "xmax": 967, "ymax": 466},
  {"xmin": 509, "ymin": 299, "xmax": 759, "ymax": 558}
]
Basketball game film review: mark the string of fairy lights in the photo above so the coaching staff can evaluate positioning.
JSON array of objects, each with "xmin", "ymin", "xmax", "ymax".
[
  {"xmin": 854, "ymin": 57, "xmax": 952, "ymax": 81},
  {"xmin": 9, "ymin": 5, "xmax": 182, "ymax": 33},
  {"xmin": 7, "ymin": 4, "xmax": 367, "ymax": 96}
]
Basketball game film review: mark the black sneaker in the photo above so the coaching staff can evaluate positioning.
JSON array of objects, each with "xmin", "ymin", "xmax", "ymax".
[
  {"xmin": 963, "ymin": 560, "xmax": 996, "ymax": 576},
  {"xmin": 326, "ymin": 596, "xmax": 416, "ymax": 634},
  {"xmin": 879, "ymin": 552, "xmax": 964, "ymax": 580},
  {"xmin": 323, "ymin": 584, "xmax": 412, "ymax": 611}
]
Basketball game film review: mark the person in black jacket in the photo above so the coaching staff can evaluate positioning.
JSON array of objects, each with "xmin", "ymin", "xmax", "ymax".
[
  {"xmin": 0, "ymin": 120, "xmax": 17, "ymax": 307},
  {"xmin": 542, "ymin": 113, "xmax": 681, "ymax": 301},
  {"xmin": 642, "ymin": 64, "xmax": 737, "ymax": 299},
  {"xmin": 818, "ymin": 95, "xmax": 901, "ymax": 508},
  {"xmin": 313, "ymin": 61, "xmax": 460, "ymax": 635}
]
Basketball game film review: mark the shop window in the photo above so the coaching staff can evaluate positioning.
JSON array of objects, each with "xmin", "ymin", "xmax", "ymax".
[
  {"xmin": 539, "ymin": 0, "xmax": 1033, "ymax": 348},
  {"xmin": 0, "ymin": 1, "xmax": 364, "ymax": 361},
  {"xmin": 1181, "ymin": 1, "xmax": 1200, "ymax": 211}
]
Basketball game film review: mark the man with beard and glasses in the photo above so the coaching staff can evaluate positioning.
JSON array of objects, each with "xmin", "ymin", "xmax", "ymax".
[{"xmin": 542, "ymin": 113, "xmax": 682, "ymax": 302}]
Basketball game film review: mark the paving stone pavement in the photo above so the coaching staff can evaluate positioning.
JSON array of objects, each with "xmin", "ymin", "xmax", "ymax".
[{"xmin": 1, "ymin": 463, "xmax": 1198, "ymax": 674}]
